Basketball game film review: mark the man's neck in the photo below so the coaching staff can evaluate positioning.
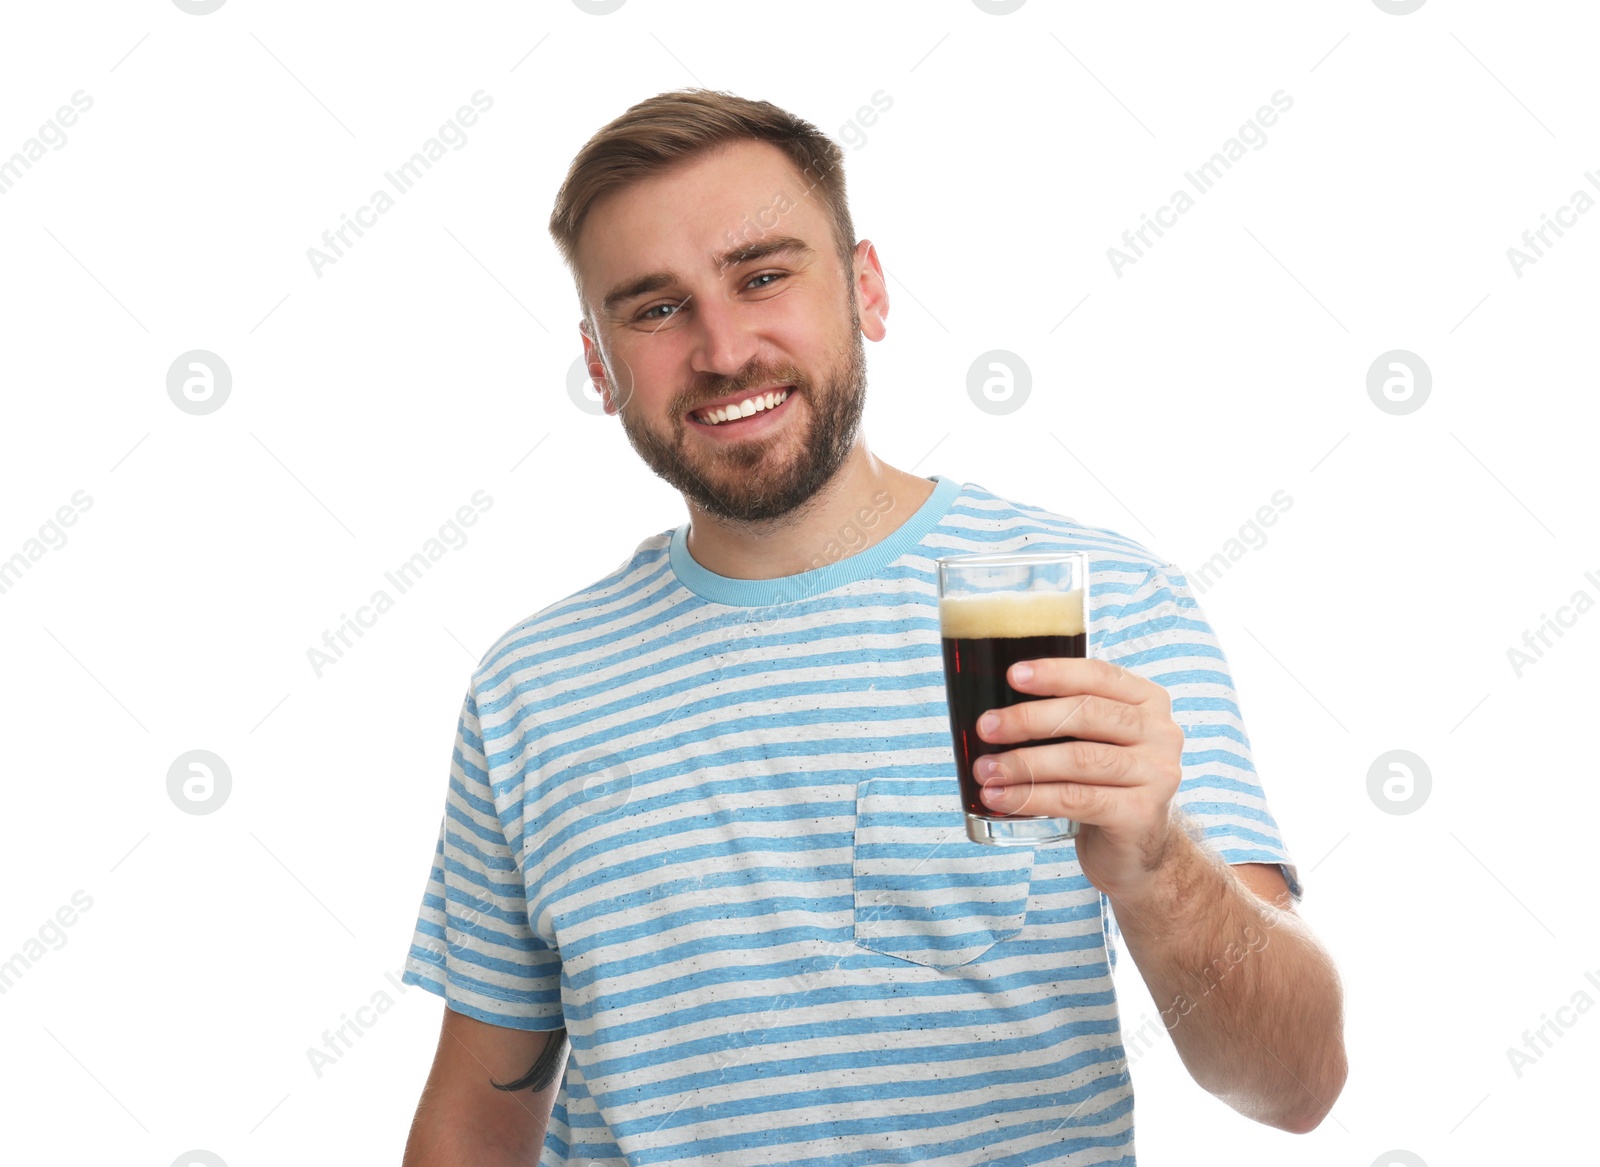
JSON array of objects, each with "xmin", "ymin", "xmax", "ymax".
[{"xmin": 682, "ymin": 446, "xmax": 938, "ymax": 580}]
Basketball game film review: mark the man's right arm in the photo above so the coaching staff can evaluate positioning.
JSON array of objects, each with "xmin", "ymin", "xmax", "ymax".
[{"xmin": 403, "ymin": 1004, "xmax": 568, "ymax": 1166}]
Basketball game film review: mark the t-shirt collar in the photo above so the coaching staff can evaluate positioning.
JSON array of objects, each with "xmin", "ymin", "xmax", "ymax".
[{"xmin": 668, "ymin": 473, "xmax": 962, "ymax": 607}]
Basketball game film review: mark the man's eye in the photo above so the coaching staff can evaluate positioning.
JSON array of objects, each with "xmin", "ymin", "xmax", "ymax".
[
  {"xmin": 634, "ymin": 273, "xmax": 786, "ymax": 323},
  {"xmin": 637, "ymin": 301, "xmax": 681, "ymax": 322}
]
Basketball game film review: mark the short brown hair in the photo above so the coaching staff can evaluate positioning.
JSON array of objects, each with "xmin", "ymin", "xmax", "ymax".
[{"xmin": 548, "ymin": 88, "xmax": 857, "ymax": 323}]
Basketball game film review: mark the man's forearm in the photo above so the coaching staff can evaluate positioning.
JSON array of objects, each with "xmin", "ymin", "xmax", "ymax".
[{"xmin": 1105, "ymin": 814, "xmax": 1347, "ymax": 1132}]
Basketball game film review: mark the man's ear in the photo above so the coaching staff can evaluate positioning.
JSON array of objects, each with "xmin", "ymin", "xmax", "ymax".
[
  {"xmin": 853, "ymin": 240, "xmax": 888, "ymax": 342},
  {"xmin": 579, "ymin": 321, "xmax": 617, "ymax": 414}
]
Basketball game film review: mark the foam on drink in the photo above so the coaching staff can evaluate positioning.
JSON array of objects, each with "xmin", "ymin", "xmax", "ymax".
[{"xmin": 939, "ymin": 588, "xmax": 1085, "ymax": 640}]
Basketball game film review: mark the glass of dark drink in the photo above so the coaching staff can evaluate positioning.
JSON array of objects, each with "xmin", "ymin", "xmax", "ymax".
[{"xmin": 936, "ymin": 551, "xmax": 1088, "ymax": 846}]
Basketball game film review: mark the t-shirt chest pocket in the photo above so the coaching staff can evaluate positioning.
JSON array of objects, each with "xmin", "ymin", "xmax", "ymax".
[{"xmin": 852, "ymin": 775, "xmax": 1035, "ymax": 968}]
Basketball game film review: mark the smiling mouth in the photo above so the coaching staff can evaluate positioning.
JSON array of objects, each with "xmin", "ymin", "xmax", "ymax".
[{"xmin": 689, "ymin": 386, "xmax": 793, "ymax": 426}]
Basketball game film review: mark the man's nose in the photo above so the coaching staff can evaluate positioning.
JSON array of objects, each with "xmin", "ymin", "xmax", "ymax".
[{"xmin": 686, "ymin": 292, "xmax": 760, "ymax": 378}]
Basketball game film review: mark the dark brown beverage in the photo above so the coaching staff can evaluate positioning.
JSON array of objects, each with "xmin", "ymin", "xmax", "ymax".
[{"xmin": 939, "ymin": 590, "xmax": 1087, "ymax": 816}]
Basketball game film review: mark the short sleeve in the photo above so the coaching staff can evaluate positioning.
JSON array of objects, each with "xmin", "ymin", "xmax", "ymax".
[
  {"xmin": 400, "ymin": 685, "xmax": 566, "ymax": 1030},
  {"xmin": 1097, "ymin": 564, "xmax": 1302, "ymax": 902}
]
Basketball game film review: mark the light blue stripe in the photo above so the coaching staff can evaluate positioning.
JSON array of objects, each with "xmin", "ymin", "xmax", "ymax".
[
  {"xmin": 621, "ymin": 1070, "xmax": 1134, "ymax": 1164},
  {"xmin": 590, "ymin": 1013, "xmax": 1124, "ymax": 1109},
  {"xmin": 402, "ymin": 955, "xmax": 560, "ymax": 1006},
  {"xmin": 561, "ymin": 938, "xmax": 1111, "ymax": 1029},
  {"xmin": 401, "ymin": 970, "xmax": 562, "ymax": 1025},
  {"xmin": 582, "ymin": 976, "xmax": 1120, "ymax": 1068},
  {"xmin": 1201, "ymin": 821, "xmax": 1291, "ymax": 853}
]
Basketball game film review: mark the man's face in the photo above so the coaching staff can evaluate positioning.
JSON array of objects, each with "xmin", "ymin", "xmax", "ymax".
[{"xmin": 575, "ymin": 140, "xmax": 875, "ymax": 525}]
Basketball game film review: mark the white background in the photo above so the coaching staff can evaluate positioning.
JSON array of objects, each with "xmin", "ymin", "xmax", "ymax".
[{"xmin": 1, "ymin": 1, "xmax": 1595, "ymax": 1164}]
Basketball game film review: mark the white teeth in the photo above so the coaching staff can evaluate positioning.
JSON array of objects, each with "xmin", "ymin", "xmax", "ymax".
[{"xmin": 697, "ymin": 387, "xmax": 789, "ymax": 425}]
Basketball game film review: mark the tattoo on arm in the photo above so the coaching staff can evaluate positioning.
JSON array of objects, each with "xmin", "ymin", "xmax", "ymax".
[{"xmin": 490, "ymin": 1027, "xmax": 568, "ymax": 1094}]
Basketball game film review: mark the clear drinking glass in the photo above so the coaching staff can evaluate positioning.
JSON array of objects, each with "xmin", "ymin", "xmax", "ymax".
[{"xmin": 936, "ymin": 551, "xmax": 1089, "ymax": 846}]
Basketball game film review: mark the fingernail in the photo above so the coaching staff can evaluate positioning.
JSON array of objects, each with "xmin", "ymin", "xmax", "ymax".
[
  {"xmin": 1012, "ymin": 663, "xmax": 1033, "ymax": 683},
  {"xmin": 983, "ymin": 784, "xmax": 1012, "ymax": 806},
  {"xmin": 978, "ymin": 712, "xmax": 999, "ymax": 735}
]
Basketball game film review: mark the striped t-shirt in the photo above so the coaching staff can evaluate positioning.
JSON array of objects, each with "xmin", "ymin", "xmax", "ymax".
[{"xmin": 401, "ymin": 473, "xmax": 1299, "ymax": 1166}]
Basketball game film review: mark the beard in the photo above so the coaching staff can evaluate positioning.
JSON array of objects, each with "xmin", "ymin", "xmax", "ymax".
[{"xmin": 614, "ymin": 297, "xmax": 868, "ymax": 526}]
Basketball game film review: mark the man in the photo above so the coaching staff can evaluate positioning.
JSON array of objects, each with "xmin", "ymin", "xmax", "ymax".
[{"xmin": 401, "ymin": 89, "xmax": 1346, "ymax": 1166}]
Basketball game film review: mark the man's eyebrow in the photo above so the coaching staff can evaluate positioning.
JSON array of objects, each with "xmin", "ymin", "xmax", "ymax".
[
  {"xmin": 715, "ymin": 235, "xmax": 815, "ymax": 271},
  {"xmin": 600, "ymin": 235, "xmax": 816, "ymax": 315}
]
